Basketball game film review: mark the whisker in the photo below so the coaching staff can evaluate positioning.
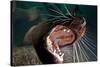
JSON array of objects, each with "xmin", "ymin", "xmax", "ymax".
[
  {"xmin": 73, "ymin": 43, "xmax": 80, "ymax": 62},
  {"xmin": 61, "ymin": 20, "xmax": 70, "ymax": 24},
  {"xmin": 48, "ymin": 17, "xmax": 71, "ymax": 21},
  {"xmin": 49, "ymin": 8, "xmax": 69, "ymax": 19},
  {"xmin": 77, "ymin": 42, "xmax": 84, "ymax": 62},
  {"xmin": 86, "ymin": 31, "xmax": 96, "ymax": 37},
  {"xmin": 47, "ymin": 16, "xmax": 71, "ymax": 24},
  {"xmin": 78, "ymin": 40, "xmax": 89, "ymax": 61},
  {"xmin": 73, "ymin": 43, "xmax": 76, "ymax": 62},
  {"xmin": 80, "ymin": 39, "xmax": 97, "ymax": 58},
  {"xmin": 82, "ymin": 37, "xmax": 96, "ymax": 50},
  {"xmin": 85, "ymin": 31, "xmax": 96, "ymax": 40},
  {"xmin": 50, "ymin": 4, "xmax": 65, "ymax": 16},
  {"xmin": 85, "ymin": 33, "xmax": 96, "ymax": 41},
  {"xmin": 83, "ymin": 36, "xmax": 96, "ymax": 48},
  {"xmin": 40, "ymin": 14, "xmax": 64, "ymax": 18},
  {"xmin": 64, "ymin": 4, "xmax": 74, "ymax": 17}
]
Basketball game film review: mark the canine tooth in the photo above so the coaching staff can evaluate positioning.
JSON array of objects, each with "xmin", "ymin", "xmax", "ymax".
[{"xmin": 61, "ymin": 53, "xmax": 64, "ymax": 57}]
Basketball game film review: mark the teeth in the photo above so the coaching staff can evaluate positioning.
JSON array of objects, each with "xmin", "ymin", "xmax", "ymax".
[
  {"xmin": 60, "ymin": 52, "xmax": 64, "ymax": 56},
  {"xmin": 54, "ymin": 49, "xmax": 56, "ymax": 53},
  {"xmin": 59, "ymin": 53, "xmax": 62, "ymax": 56},
  {"xmin": 48, "ymin": 47, "xmax": 64, "ymax": 58},
  {"xmin": 56, "ymin": 49, "xmax": 63, "ymax": 56},
  {"xmin": 57, "ymin": 51, "xmax": 61, "ymax": 55}
]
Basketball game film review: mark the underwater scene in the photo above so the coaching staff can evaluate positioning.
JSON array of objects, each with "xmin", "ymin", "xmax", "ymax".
[{"xmin": 11, "ymin": 1, "xmax": 97, "ymax": 66}]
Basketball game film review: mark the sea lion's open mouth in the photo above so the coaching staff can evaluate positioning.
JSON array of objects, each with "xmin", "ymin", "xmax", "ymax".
[
  {"xmin": 45, "ymin": 22, "xmax": 86, "ymax": 63},
  {"xmin": 49, "ymin": 25, "xmax": 75, "ymax": 46},
  {"xmin": 45, "ymin": 25, "xmax": 76, "ymax": 63}
]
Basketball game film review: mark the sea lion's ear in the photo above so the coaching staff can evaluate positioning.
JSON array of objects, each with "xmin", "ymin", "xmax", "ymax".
[
  {"xmin": 23, "ymin": 22, "xmax": 52, "ymax": 46},
  {"xmin": 79, "ymin": 17, "xmax": 86, "ymax": 37},
  {"xmin": 81, "ymin": 17, "xmax": 86, "ymax": 27}
]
